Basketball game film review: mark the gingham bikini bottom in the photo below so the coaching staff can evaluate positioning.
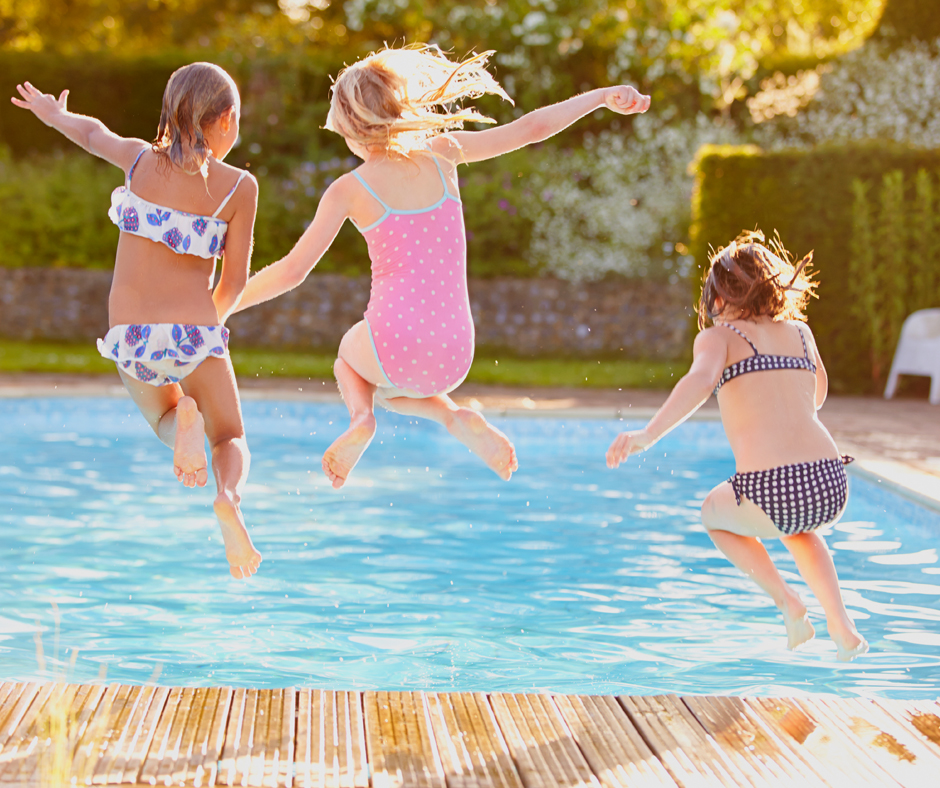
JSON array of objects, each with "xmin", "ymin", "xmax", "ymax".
[{"xmin": 729, "ymin": 456, "xmax": 853, "ymax": 535}]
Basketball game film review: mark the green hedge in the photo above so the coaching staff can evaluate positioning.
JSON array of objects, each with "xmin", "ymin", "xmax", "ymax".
[
  {"xmin": 0, "ymin": 146, "xmax": 538, "ymax": 277},
  {"xmin": 691, "ymin": 143, "xmax": 940, "ymax": 394}
]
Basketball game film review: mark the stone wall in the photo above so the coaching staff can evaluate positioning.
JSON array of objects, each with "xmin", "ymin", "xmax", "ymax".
[{"xmin": 0, "ymin": 268, "xmax": 692, "ymax": 358}]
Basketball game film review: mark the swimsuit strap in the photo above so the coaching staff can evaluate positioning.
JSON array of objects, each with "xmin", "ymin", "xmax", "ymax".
[
  {"xmin": 431, "ymin": 153, "xmax": 450, "ymax": 196},
  {"xmin": 126, "ymin": 147, "xmax": 147, "ymax": 188},
  {"xmin": 211, "ymin": 170, "xmax": 249, "ymax": 218},
  {"xmin": 717, "ymin": 322, "xmax": 759, "ymax": 356},
  {"xmin": 794, "ymin": 324, "xmax": 811, "ymax": 362},
  {"xmin": 351, "ymin": 169, "xmax": 393, "ymax": 212}
]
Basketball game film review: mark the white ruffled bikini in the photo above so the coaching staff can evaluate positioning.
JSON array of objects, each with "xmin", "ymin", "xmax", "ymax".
[{"xmin": 97, "ymin": 147, "xmax": 247, "ymax": 386}]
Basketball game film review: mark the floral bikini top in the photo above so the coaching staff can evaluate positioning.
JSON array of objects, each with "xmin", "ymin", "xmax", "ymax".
[
  {"xmin": 108, "ymin": 147, "xmax": 247, "ymax": 259},
  {"xmin": 713, "ymin": 322, "xmax": 817, "ymax": 395}
]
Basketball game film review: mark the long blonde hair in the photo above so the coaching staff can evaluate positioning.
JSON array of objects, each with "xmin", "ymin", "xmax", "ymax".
[
  {"xmin": 325, "ymin": 45, "xmax": 513, "ymax": 157},
  {"xmin": 153, "ymin": 62, "xmax": 239, "ymax": 176}
]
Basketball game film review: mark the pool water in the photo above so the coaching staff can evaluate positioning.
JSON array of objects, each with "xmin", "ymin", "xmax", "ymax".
[{"xmin": 1, "ymin": 397, "xmax": 939, "ymax": 698}]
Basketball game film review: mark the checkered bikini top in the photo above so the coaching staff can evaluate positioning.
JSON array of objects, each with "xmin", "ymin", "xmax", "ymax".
[
  {"xmin": 713, "ymin": 322, "xmax": 817, "ymax": 395},
  {"xmin": 108, "ymin": 147, "xmax": 247, "ymax": 258}
]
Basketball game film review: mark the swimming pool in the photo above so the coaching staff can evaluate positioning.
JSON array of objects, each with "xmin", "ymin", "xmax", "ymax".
[{"xmin": 1, "ymin": 397, "xmax": 938, "ymax": 698}]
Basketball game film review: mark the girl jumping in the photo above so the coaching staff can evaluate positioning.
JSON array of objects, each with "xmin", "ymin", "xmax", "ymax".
[
  {"xmin": 12, "ymin": 64, "xmax": 262, "ymax": 579},
  {"xmin": 606, "ymin": 231, "xmax": 867, "ymax": 661},
  {"xmin": 235, "ymin": 45, "xmax": 650, "ymax": 488}
]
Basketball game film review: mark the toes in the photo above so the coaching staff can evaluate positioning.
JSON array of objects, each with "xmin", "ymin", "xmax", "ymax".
[{"xmin": 196, "ymin": 468, "xmax": 209, "ymax": 488}]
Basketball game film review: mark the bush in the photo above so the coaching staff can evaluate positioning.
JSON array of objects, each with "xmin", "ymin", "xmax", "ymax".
[
  {"xmin": 0, "ymin": 148, "xmax": 536, "ymax": 278},
  {"xmin": 691, "ymin": 143, "xmax": 940, "ymax": 394}
]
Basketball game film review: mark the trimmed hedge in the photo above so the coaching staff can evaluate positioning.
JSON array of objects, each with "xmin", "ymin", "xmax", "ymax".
[
  {"xmin": 0, "ymin": 147, "xmax": 538, "ymax": 278},
  {"xmin": 691, "ymin": 143, "xmax": 940, "ymax": 394}
]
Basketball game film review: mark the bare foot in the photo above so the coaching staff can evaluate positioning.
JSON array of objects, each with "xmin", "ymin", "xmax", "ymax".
[
  {"xmin": 447, "ymin": 408, "xmax": 519, "ymax": 481},
  {"xmin": 835, "ymin": 632, "xmax": 869, "ymax": 662},
  {"xmin": 173, "ymin": 397, "xmax": 208, "ymax": 488},
  {"xmin": 322, "ymin": 412, "xmax": 377, "ymax": 489},
  {"xmin": 781, "ymin": 605, "xmax": 816, "ymax": 650},
  {"xmin": 213, "ymin": 492, "xmax": 262, "ymax": 579}
]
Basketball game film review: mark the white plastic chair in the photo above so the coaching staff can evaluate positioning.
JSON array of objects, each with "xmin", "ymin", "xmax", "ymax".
[{"xmin": 884, "ymin": 308, "xmax": 940, "ymax": 405}]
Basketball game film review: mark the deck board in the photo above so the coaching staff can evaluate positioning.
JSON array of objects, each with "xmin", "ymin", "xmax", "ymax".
[{"xmin": 4, "ymin": 682, "xmax": 940, "ymax": 787}]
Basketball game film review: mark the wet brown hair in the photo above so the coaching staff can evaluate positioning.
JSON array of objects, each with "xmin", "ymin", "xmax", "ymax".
[
  {"xmin": 697, "ymin": 230, "xmax": 817, "ymax": 329},
  {"xmin": 153, "ymin": 62, "xmax": 239, "ymax": 176},
  {"xmin": 325, "ymin": 45, "xmax": 512, "ymax": 158}
]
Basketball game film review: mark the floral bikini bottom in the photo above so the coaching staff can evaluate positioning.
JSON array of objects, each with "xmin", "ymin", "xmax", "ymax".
[{"xmin": 97, "ymin": 323, "xmax": 230, "ymax": 386}]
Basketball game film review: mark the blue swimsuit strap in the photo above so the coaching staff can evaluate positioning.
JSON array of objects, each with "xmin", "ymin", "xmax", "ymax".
[
  {"xmin": 126, "ymin": 147, "xmax": 147, "ymax": 188},
  {"xmin": 794, "ymin": 324, "xmax": 812, "ymax": 362},
  {"xmin": 716, "ymin": 323, "xmax": 759, "ymax": 355},
  {"xmin": 350, "ymin": 169, "xmax": 392, "ymax": 212}
]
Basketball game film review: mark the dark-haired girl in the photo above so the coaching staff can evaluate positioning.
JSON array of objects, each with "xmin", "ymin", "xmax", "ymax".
[
  {"xmin": 12, "ymin": 64, "xmax": 262, "ymax": 579},
  {"xmin": 606, "ymin": 231, "xmax": 866, "ymax": 661}
]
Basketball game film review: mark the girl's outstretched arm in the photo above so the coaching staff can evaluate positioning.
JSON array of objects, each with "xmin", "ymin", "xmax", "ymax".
[
  {"xmin": 606, "ymin": 329, "xmax": 727, "ymax": 468},
  {"xmin": 438, "ymin": 86, "xmax": 650, "ymax": 164},
  {"xmin": 11, "ymin": 82, "xmax": 147, "ymax": 170},
  {"xmin": 232, "ymin": 176, "xmax": 354, "ymax": 313}
]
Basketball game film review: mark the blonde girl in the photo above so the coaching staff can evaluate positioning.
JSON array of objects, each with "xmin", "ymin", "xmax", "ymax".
[
  {"xmin": 12, "ymin": 63, "xmax": 262, "ymax": 579},
  {"xmin": 606, "ymin": 231, "xmax": 867, "ymax": 661},
  {"xmin": 235, "ymin": 45, "xmax": 650, "ymax": 488}
]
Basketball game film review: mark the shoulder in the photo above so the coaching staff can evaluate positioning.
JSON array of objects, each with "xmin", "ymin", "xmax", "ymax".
[
  {"xmin": 116, "ymin": 140, "xmax": 151, "ymax": 173},
  {"xmin": 786, "ymin": 318, "xmax": 815, "ymax": 341},
  {"xmin": 428, "ymin": 133, "xmax": 464, "ymax": 165},
  {"xmin": 693, "ymin": 325, "xmax": 730, "ymax": 354}
]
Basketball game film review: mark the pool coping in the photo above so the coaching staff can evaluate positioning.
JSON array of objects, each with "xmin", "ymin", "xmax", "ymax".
[{"xmin": 2, "ymin": 374, "xmax": 938, "ymax": 514}]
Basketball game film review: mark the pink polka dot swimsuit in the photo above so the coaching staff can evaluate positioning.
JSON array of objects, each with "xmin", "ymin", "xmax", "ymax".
[{"xmin": 352, "ymin": 157, "xmax": 474, "ymax": 397}]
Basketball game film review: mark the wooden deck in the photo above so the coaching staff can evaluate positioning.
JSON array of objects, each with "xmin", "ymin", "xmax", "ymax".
[{"xmin": 2, "ymin": 682, "xmax": 940, "ymax": 787}]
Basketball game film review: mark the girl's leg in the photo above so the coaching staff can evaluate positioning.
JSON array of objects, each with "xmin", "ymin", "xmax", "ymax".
[
  {"xmin": 701, "ymin": 482, "xmax": 815, "ymax": 649},
  {"xmin": 321, "ymin": 321, "xmax": 382, "ymax": 489},
  {"xmin": 117, "ymin": 370, "xmax": 208, "ymax": 488},
  {"xmin": 376, "ymin": 391, "xmax": 518, "ymax": 480},
  {"xmin": 780, "ymin": 532, "xmax": 868, "ymax": 661},
  {"xmin": 180, "ymin": 356, "xmax": 261, "ymax": 579}
]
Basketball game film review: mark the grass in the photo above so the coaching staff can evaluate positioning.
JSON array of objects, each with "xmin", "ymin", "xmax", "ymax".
[{"xmin": 0, "ymin": 338, "xmax": 683, "ymax": 389}]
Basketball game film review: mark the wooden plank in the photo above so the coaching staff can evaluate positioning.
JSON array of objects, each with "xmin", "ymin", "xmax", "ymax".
[
  {"xmin": 872, "ymin": 699, "xmax": 940, "ymax": 760},
  {"xmin": 0, "ymin": 681, "xmax": 58, "ymax": 779},
  {"xmin": 182, "ymin": 686, "xmax": 222, "ymax": 788},
  {"xmin": 552, "ymin": 694, "xmax": 677, "ymax": 788},
  {"xmin": 683, "ymin": 695, "xmax": 831, "ymax": 787},
  {"xmin": 806, "ymin": 697, "xmax": 940, "ymax": 787},
  {"xmin": 319, "ymin": 690, "xmax": 368, "ymax": 788},
  {"xmin": 4, "ymin": 682, "xmax": 73, "ymax": 785},
  {"xmin": 80, "ymin": 682, "xmax": 140, "ymax": 784},
  {"xmin": 488, "ymin": 693, "xmax": 573, "ymax": 788},
  {"xmin": 219, "ymin": 687, "xmax": 248, "ymax": 787},
  {"xmin": 279, "ymin": 689, "xmax": 295, "ymax": 787},
  {"xmin": 204, "ymin": 686, "xmax": 235, "ymax": 788},
  {"xmin": 116, "ymin": 684, "xmax": 169, "ymax": 785},
  {"xmin": 247, "ymin": 688, "xmax": 271, "ymax": 788},
  {"xmin": 70, "ymin": 683, "xmax": 123, "ymax": 786},
  {"xmin": 618, "ymin": 694, "xmax": 752, "ymax": 788},
  {"xmin": 139, "ymin": 685, "xmax": 184, "ymax": 786},
  {"xmin": 365, "ymin": 690, "xmax": 445, "ymax": 788},
  {"xmin": 296, "ymin": 689, "xmax": 314, "ymax": 788},
  {"xmin": 0, "ymin": 682, "xmax": 42, "ymax": 753},
  {"xmin": 22, "ymin": 682, "xmax": 83, "ymax": 787},
  {"xmin": 259, "ymin": 687, "xmax": 293, "ymax": 788},
  {"xmin": 746, "ymin": 696, "xmax": 895, "ymax": 788},
  {"xmin": 0, "ymin": 683, "xmax": 25, "ymax": 730}
]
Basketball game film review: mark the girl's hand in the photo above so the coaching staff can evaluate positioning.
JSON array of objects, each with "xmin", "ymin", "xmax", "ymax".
[
  {"xmin": 606, "ymin": 428, "xmax": 653, "ymax": 469},
  {"xmin": 11, "ymin": 82, "xmax": 69, "ymax": 126},
  {"xmin": 604, "ymin": 86, "xmax": 650, "ymax": 116}
]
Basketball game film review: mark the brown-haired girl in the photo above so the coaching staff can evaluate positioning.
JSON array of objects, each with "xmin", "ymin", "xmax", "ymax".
[
  {"xmin": 12, "ymin": 63, "xmax": 262, "ymax": 579},
  {"xmin": 606, "ymin": 230, "xmax": 867, "ymax": 661},
  {"xmin": 234, "ymin": 45, "xmax": 650, "ymax": 489}
]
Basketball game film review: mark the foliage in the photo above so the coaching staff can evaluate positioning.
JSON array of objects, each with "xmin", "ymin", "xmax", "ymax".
[
  {"xmin": 0, "ymin": 149, "xmax": 119, "ymax": 268},
  {"xmin": 0, "ymin": 148, "xmax": 536, "ymax": 278},
  {"xmin": 874, "ymin": 0, "xmax": 940, "ymax": 43},
  {"xmin": 690, "ymin": 143, "xmax": 940, "ymax": 394},
  {"xmin": 849, "ymin": 169, "xmax": 940, "ymax": 381},
  {"xmin": 754, "ymin": 36, "xmax": 940, "ymax": 148},
  {"xmin": 522, "ymin": 113, "xmax": 738, "ymax": 282}
]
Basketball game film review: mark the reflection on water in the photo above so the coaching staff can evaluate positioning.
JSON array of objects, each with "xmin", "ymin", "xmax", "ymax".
[{"xmin": 1, "ymin": 398, "xmax": 939, "ymax": 697}]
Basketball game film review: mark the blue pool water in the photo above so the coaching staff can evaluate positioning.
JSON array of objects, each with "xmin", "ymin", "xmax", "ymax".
[{"xmin": 1, "ymin": 397, "xmax": 939, "ymax": 698}]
